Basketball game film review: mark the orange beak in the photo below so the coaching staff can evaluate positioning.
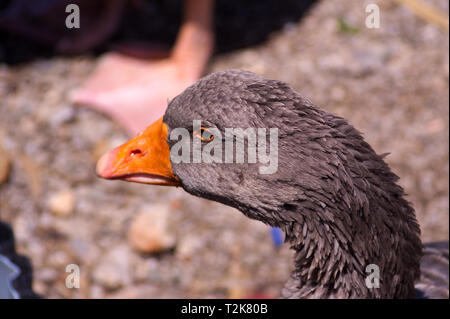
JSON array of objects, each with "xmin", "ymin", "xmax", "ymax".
[{"xmin": 96, "ymin": 117, "xmax": 180, "ymax": 186}]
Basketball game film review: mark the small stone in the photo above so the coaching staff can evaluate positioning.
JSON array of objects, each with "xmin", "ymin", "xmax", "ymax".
[
  {"xmin": 92, "ymin": 245, "xmax": 132, "ymax": 290},
  {"xmin": 47, "ymin": 189, "xmax": 76, "ymax": 217},
  {"xmin": 128, "ymin": 205, "xmax": 176, "ymax": 254},
  {"xmin": 50, "ymin": 106, "xmax": 75, "ymax": 127},
  {"xmin": 176, "ymin": 235, "xmax": 203, "ymax": 262},
  {"xmin": 33, "ymin": 281, "xmax": 48, "ymax": 297},
  {"xmin": 36, "ymin": 268, "xmax": 58, "ymax": 283},
  {"xmin": 133, "ymin": 259, "xmax": 153, "ymax": 282},
  {"xmin": 47, "ymin": 250, "xmax": 69, "ymax": 267}
]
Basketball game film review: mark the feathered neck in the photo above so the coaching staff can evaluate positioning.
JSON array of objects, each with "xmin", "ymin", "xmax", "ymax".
[
  {"xmin": 235, "ymin": 106, "xmax": 423, "ymax": 298},
  {"xmin": 266, "ymin": 132, "xmax": 422, "ymax": 298}
]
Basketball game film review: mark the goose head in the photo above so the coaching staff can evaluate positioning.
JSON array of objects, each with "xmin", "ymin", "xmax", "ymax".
[{"xmin": 96, "ymin": 69, "xmax": 423, "ymax": 298}]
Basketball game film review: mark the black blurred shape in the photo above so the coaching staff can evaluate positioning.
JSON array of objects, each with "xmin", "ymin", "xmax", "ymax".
[
  {"xmin": 0, "ymin": 221, "xmax": 40, "ymax": 299},
  {"xmin": 0, "ymin": 0, "xmax": 318, "ymax": 64}
]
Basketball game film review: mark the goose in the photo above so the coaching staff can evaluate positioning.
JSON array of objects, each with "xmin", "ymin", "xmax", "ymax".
[{"xmin": 96, "ymin": 69, "xmax": 449, "ymax": 298}]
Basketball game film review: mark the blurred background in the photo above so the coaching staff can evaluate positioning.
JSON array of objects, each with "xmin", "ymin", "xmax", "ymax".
[{"xmin": 0, "ymin": 0, "xmax": 448, "ymax": 298}]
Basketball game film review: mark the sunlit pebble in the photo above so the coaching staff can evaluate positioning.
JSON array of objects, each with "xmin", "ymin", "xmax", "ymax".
[
  {"xmin": 33, "ymin": 281, "xmax": 48, "ymax": 297},
  {"xmin": 47, "ymin": 250, "xmax": 70, "ymax": 267},
  {"xmin": 92, "ymin": 245, "xmax": 132, "ymax": 290},
  {"xmin": 36, "ymin": 268, "xmax": 58, "ymax": 283},
  {"xmin": 128, "ymin": 205, "xmax": 176, "ymax": 253},
  {"xmin": 176, "ymin": 235, "xmax": 203, "ymax": 261},
  {"xmin": 50, "ymin": 106, "xmax": 75, "ymax": 127},
  {"xmin": 47, "ymin": 189, "xmax": 76, "ymax": 217},
  {"xmin": 427, "ymin": 119, "xmax": 445, "ymax": 134}
]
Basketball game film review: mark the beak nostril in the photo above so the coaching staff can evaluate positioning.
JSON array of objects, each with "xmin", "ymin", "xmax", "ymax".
[{"xmin": 130, "ymin": 149, "xmax": 143, "ymax": 157}]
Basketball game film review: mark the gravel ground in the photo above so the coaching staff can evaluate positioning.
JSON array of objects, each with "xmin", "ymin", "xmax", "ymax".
[{"xmin": 0, "ymin": 0, "xmax": 448, "ymax": 298}]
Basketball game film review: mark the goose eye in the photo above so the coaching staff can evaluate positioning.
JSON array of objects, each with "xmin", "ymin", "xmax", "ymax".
[{"xmin": 193, "ymin": 127, "xmax": 215, "ymax": 142}]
